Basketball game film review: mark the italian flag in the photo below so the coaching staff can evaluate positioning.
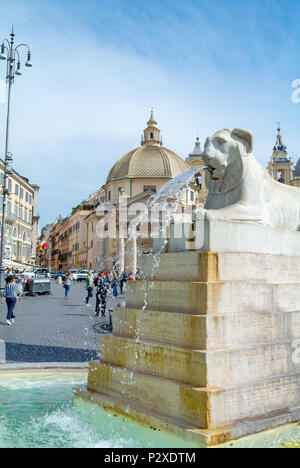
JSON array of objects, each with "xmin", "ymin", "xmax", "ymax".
[{"xmin": 40, "ymin": 239, "xmax": 48, "ymax": 249}]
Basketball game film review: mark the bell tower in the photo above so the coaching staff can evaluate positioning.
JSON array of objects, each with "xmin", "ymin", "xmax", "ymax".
[
  {"xmin": 141, "ymin": 110, "xmax": 163, "ymax": 147},
  {"xmin": 268, "ymin": 125, "xmax": 293, "ymax": 185}
]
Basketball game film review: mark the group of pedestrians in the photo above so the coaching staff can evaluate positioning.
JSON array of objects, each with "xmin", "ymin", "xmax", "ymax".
[
  {"xmin": 84, "ymin": 270, "xmax": 137, "ymax": 317},
  {"xmin": 1, "ymin": 266, "xmax": 139, "ymax": 327},
  {"xmin": 61, "ymin": 269, "xmax": 138, "ymax": 319}
]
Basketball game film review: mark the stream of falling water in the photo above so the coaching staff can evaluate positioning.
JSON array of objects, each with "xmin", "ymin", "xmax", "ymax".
[{"xmin": 93, "ymin": 167, "xmax": 204, "ymax": 377}]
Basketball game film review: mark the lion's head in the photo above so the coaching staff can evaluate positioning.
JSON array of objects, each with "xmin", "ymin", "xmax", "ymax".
[{"xmin": 203, "ymin": 128, "xmax": 253, "ymax": 194}]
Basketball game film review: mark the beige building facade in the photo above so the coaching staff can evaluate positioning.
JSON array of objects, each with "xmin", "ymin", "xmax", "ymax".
[
  {"xmin": 49, "ymin": 207, "xmax": 92, "ymax": 272},
  {"xmin": 0, "ymin": 159, "xmax": 39, "ymax": 270}
]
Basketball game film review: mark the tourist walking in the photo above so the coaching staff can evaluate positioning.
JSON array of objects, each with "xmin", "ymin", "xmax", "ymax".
[
  {"xmin": 63, "ymin": 271, "xmax": 73, "ymax": 300},
  {"xmin": 1, "ymin": 275, "xmax": 22, "ymax": 326},
  {"xmin": 85, "ymin": 271, "xmax": 94, "ymax": 307},
  {"xmin": 94, "ymin": 272, "xmax": 108, "ymax": 317},
  {"xmin": 4, "ymin": 268, "xmax": 12, "ymax": 281},
  {"xmin": 111, "ymin": 271, "xmax": 119, "ymax": 297},
  {"xmin": 120, "ymin": 271, "xmax": 129, "ymax": 295}
]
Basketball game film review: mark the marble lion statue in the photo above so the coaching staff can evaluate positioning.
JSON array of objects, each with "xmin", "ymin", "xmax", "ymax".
[{"xmin": 198, "ymin": 128, "xmax": 300, "ymax": 231}]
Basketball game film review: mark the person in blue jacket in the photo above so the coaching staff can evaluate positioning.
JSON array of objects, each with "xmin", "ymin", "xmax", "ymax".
[{"xmin": 1, "ymin": 275, "xmax": 22, "ymax": 326}]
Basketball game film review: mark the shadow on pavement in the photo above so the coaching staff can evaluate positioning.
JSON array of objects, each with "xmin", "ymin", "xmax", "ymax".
[{"xmin": 5, "ymin": 342, "xmax": 99, "ymax": 363}]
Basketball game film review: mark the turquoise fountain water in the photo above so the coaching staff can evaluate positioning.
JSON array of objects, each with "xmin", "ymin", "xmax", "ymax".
[
  {"xmin": 0, "ymin": 373, "xmax": 299, "ymax": 448},
  {"xmin": 0, "ymin": 373, "xmax": 197, "ymax": 448}
]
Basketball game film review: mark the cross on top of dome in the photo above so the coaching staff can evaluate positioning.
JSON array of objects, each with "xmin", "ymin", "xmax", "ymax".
[{"xmin": 147, "ymin": 109, "xmax": 157, "ymax": 127}]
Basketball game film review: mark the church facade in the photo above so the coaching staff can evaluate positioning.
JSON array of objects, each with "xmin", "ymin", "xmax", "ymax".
[{"xmin": 84, "ymin": 112, "xmax": 204, "ymax": 272}]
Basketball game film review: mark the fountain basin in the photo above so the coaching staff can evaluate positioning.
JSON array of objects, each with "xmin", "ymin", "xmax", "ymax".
[
  {"xmin": 0, "ymin": 371, "xmax": 197, "ymax": 448},
  {"xmin": 0, "ymin": 370, "xmax": 299, "ymax": 448}
]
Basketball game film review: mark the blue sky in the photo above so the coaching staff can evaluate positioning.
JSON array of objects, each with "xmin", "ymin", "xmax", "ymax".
[{"xmin": 0, "ymin": 0, "xmax": 299, "ymax": 227}]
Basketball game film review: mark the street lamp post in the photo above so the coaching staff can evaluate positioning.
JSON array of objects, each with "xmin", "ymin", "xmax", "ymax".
[{"xmin": 0, "ymin": 28, "xmax": 32, "ymax": 291}]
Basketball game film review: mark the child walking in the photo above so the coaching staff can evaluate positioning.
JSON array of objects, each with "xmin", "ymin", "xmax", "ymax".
[{"xmin": 1, "ymin": 275, "xmax": 22, "ymax": 326}]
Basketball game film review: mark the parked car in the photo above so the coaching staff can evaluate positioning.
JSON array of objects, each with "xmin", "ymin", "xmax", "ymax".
[
  {"xmin": 22, "ymin": 270, "xmax": 35, "ymax": 279},
  {"xmin": 70, "ymin": 269, "xmax": 79, "ymax": 281},
  {"xmin": 55, "ymin": 271, "xmax": 65, "ymax": 281},
  {"xmin": 77, "ymin": 270, "xmax": 89, "ymax": 282},
  {"xmin": 34, "ymin": 268, "xmax": 50, "ymax": 278},
  {"xmin": 50, "ymin": 271, "xmax": 56, "ymax": 279}
]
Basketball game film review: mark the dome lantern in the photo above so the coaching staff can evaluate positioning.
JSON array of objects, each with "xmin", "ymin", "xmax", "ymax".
[{"xmin": 141, "ymin": 110, "xmax": 163, "ymax": 147}]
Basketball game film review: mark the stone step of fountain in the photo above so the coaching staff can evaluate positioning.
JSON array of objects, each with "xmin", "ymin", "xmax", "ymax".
[
  {"xmin": 112, "ymin": 307, "xmax": 300, "ymax": 349},
  {"xmin": 140, "ymin": 251, "xmax": 300, "ymax": 283},
  {"xmin": 86, "ymin": 361, "xmax": 211, "ymax": 428},
  {"xmin": 74, "ymin": 384, "xmax": 213, "ymax": 447},
  {"xmin": 78, "ymin": 362, "xmax": 300, "ymax": 443},
  {"xmin": 100, "ymin": 335, "xmax": 298, "ymax": 388},
  {"xmin": 76, "ymin": 383, "xmax": 300, "ymax": 447},
  {"xmin": 126, "ymin": 280, "xmax": 300, "ymax": 315}
]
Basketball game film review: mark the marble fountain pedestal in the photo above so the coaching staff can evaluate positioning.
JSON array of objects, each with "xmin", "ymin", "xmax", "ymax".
[{"xmin": 75, "ymin": 220, "xmax": 300, "ymax": 447}]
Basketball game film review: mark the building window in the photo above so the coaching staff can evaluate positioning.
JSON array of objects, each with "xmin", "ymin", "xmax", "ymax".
[
  {"xmin": 23, "ymin": 247, "xmax": 26, "ymax": 257},
  {"xmin": 143, "ymin": 186, "xmax": 157, "ymax": 193},
  {"xmin": 20, "ymin": 188, "xmax": 24, "ymax": 199},
  {"xmin": 18, "ymin": 245, "xmax": 21, "ymax": 257},
  {"xmin": 150, "ymin": 132, "xmax": 154, "ymax": 140},
  {"xmin": 19, "ymin": 207, "xmax": 23, "ymax": 220},
  {"xmin": 25, "ymin": 210, "xmax": 28, "ymax": 223},
  {"xmin": 29, "ymin": 213, "xmax": 32, "ymax": 224},
  {"xmin": 7, "ymin": 201, "xmax": 11, "ymax": 217},
  {"xmin": 108, "ymin": 191, "xmax": 112, "ymax": 201},
  {"xmin": 191, "ymin": 191, "xmax": 195, "ymax": 202},
  {"xmin": 8, "ymin": 179, "xmax": 12, "ymax": 194},
  {"xmin": 29, "ymin": 194, "xmax": 32, "ymax": 204},
  {"xmin": 23, "ymin": 232, "xmax": 27, "ymax": 242},
  {"xmin": 15, "ymin": 184, "xmax": 19, "ymax": 196},
  {"xmin": 5, "ymin": 247, "xmax": 10, "ymax": 260},
  {"xmin": 13, "ymin": 244, "xmax": 16, "ymax": 256},
  {"xmin": 27, "ymin": 248, "xmax": 31, "ymax": 258},
  {"xmin": 13, "ymin": 228, "xmax": 17, "ymax": 238},
  {"xmin": 25, "ymin": 191, "xmax": 29, "ymax": 202}
]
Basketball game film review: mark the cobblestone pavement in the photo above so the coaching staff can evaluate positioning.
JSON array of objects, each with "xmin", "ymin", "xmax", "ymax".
[{"xmin": 0, "ymin": 280, "xmax": 124, "ymax": 364}]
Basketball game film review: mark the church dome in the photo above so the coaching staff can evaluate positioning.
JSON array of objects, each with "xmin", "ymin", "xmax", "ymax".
[{"xmin": 106, "ymin": 112, "xmax": 189, "ymax": 183}]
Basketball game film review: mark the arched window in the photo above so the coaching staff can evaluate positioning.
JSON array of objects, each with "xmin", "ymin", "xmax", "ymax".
[{"xmin": 150, "ymin": 132, "xmax": 154, "ymax": 140}]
